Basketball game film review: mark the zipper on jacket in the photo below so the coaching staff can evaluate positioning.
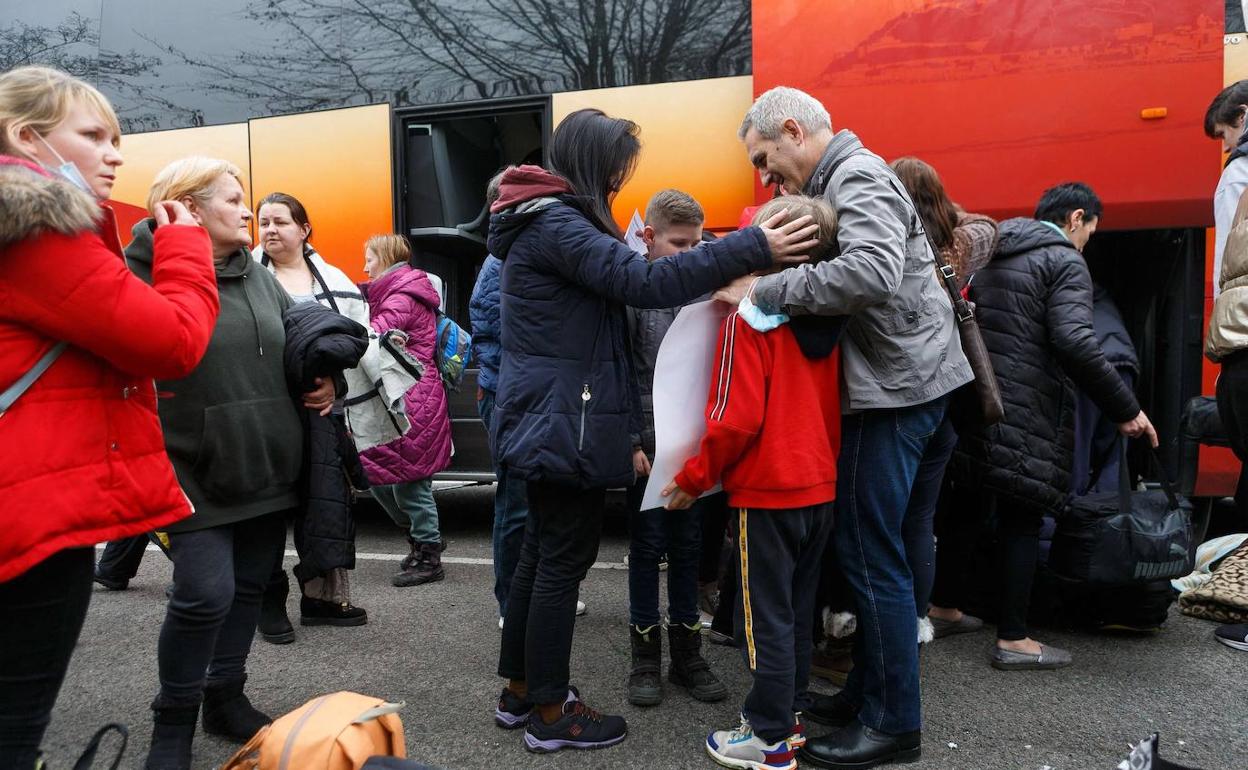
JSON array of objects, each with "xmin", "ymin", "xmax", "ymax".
[
  {"xmin": 579, "ymin": 383, "xmax": 591, "ymax": 451},
  {"xmin": 241, "ymin": 273, "xmax": 264, "ymax": 356}
]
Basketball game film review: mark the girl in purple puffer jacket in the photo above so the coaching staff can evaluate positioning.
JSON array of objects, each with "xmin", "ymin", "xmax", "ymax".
[{"xmin": 360, "ymin": 234, "xmax": 452, "ymax": 586}]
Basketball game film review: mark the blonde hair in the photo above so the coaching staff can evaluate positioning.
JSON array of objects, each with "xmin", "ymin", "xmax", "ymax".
[
  {"xmin": 365, "ymin": 234, "xmax": 411, "ymax": 271},
  {"xmin": 146, "ymin": 156, "xmax": 244, "ymax": 216},
  {"xmin": 752, "ymin": 195, "xmax": 838, "ymax": 263},
  {"xmin": 0, "ymin": 65, "xmax": 121, "ymax": 154},
  {"xmin": 645, "ymin": 189, "xmax": 705, "ymax": 232}
]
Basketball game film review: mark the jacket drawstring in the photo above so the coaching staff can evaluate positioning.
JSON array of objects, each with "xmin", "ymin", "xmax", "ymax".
[{"xmin": 241, "ymin": 274, "xmax": 264, "ymax": 356}]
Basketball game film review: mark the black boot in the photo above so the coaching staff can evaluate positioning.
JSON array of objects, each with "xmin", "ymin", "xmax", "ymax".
[
  {"xmin": 668, "ymin": 622, "xmax": 727, "ymax": 702},
  {"xmin": 628, "ymin": 624, "xmax": 664, "ymax": 706},
  {"xmin": 258, "ymin": 571, "xmax": 295, "ymax": 645},
  {"xmin": 145, "ymin": 700, "xmax": 198, "ymax": 770},
  {"xmin": 393, "ymin": 541, "xmax": 445, "ymax": 587},
  {"xmin": 400, "ymin": 537, "xmax": 419, "ymax": 571},
  {"xmin": 201, "ymin": 676, "xmax": 271, "ymax": 743}
]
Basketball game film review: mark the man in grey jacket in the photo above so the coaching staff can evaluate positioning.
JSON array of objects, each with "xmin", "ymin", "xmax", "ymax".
[{"xmin": 718, "ymin": 86, "xmax": 973, "ymax": 769}]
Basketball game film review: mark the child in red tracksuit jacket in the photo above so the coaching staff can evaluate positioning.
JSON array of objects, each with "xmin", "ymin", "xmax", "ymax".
[{"xmin": 661, "ymin": 196, "xmax": 841, "ymax": 770}]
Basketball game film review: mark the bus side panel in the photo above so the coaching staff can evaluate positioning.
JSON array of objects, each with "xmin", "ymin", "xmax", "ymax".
[
  {"xmin": 249, "ymin": 104, "xmax": 394, "ymax": 282},
  {"xmin": 114, "ymin": 123, "xmax": 253, "ymax": 236},
  {"xmin": 552, "ymin": 76, "xmax": 757, "ymax": 232},
  {"xmin": 751, "ymin": 1, "xmax": 1223, "ymax": 229}
]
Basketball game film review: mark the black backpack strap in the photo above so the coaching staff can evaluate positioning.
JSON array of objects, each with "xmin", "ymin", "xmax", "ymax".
[{"xmin": 71, "ymin": 723, "xmax": 128, "ymax": 770}]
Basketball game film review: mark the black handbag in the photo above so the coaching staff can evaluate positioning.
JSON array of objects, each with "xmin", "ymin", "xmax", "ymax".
[{"xmin": 1049, "ymin": 439, "xmax": 1194, "ymax": 587}]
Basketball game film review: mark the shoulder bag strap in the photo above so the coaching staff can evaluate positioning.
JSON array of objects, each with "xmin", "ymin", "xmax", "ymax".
[
  {"xmin": 881, "ymin": 174, "xmax": 973, "ymax": 323},
  {"xmin": 0, "ymin": 342, "xmax": 68, "ymax": 418}
]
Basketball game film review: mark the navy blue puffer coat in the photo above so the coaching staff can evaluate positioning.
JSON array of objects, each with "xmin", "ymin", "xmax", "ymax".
[{"xmin": 488, "ymin": 196, "xmax": 770, "ymax": 489}]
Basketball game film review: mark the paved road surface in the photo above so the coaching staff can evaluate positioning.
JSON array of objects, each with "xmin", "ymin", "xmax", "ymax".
[{"xmin": 42, "ymin": 485, "xmax": 1246, "ymax": 769}]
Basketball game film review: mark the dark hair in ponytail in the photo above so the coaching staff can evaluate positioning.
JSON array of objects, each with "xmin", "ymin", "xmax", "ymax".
[{"xmin": 548, "ymin": 108, "xmax": 640, "ymax": 239}]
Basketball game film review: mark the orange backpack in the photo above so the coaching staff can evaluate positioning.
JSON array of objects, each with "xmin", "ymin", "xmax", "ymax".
[{"xmin": 222, "ymin": 692, "xmax": 405, "ymax": 770}]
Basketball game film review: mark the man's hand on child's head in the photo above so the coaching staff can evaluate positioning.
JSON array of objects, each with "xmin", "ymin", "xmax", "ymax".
[
  {"xmin": 758, "ymin": 209, "xmax": 818, "ymax": 265},
  {"xmin": 661, "ymin": 480, "xmax": 696, "ymax": 510}
]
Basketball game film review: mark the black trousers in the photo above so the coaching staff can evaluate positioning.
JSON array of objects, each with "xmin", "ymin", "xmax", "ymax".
[
  {"xmin": 0, "ymin": 548, "xmax": 94, "ymax": 769},
  {"xmin": 734, "ymin": 502, "xmax": 833, "ymax": 744},
  {"xmin": 497, "ymin": 482, "xmax": 604, "ymax": 705},
  {"xmin": 95, "ymin": 535, "xmax": 150, "ymax": 582},
  {"xmin": 1217, "ymin": 351, "xmax": 1248, "ymax": 523},
  {"xmin": 993, "ymin": 494, "xmax": 1046, "ymax": 642},
  {"xmin": 157, "ymin": 512, "xmax": 287, "ymax": 705},
  {"xmin": 699, "ymin": 495, "xmax": 730, "ymax": 585}
]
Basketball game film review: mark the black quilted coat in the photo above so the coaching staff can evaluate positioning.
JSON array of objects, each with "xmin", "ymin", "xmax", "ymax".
[
  {"xmin": 949, "ymin": 219, "xmax": 1140, "ymax": 514},
  {"xmin": 283, "ymin": 302, "xmax": 369, "ymax": 577}
]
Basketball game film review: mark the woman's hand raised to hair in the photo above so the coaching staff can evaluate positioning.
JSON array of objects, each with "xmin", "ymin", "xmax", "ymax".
[
  {"xmin": 152, "ymin": 200, "xmax": 197, "ymax": 228},
  {"xmin": 758, "ymin": 209, "xmax": 820, "ymax": 266}
]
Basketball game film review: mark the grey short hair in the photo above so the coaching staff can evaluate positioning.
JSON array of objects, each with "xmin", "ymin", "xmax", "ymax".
[{"xmin": 738, "ymin": 86, "xmax": 831, "ymax": 140}]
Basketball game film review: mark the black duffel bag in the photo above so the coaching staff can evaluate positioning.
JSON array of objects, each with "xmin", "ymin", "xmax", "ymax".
[{"xmin": 1049, "ymin": 440, "xmax": 1194, "ymax": 587}]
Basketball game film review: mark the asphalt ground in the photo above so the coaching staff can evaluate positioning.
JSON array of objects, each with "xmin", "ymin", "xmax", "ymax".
[{"xmin": 41, "ymin": 484, "xmax": 1248, "ymax": 770}]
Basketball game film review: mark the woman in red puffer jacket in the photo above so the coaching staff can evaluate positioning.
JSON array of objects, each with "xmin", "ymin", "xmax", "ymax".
[{"xmin": 0, "ymin": 66, "xmax": 218, "ymax": 768}]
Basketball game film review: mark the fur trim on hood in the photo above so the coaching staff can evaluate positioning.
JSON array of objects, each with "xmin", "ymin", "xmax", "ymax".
[{"xmin": 0, "ymin": 155, "xmax": 100, "ymax": 247}]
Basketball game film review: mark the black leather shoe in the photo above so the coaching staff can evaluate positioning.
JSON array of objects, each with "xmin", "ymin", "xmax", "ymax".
[
  {"xmin": 799, "ymin": 722, "xmax": 921, "ymax": 769},
  {"xmin": 804, "ymin": 691, "xmax": 860, "ymax": 727}
]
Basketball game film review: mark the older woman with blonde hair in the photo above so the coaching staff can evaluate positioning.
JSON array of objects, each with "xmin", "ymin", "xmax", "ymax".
[
  {"xmin": 125, "ymin": 157, "xmax": 334, "ymax": 769},
  {"xmin": 0, "ymin": 66, "xmax": 219, "ymax": 769}
]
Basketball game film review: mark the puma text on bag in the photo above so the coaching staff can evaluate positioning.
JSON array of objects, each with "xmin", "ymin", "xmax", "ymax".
[{"xmin": 1050, "ymin": 441, "xmax": 1194, "ymax": 587}]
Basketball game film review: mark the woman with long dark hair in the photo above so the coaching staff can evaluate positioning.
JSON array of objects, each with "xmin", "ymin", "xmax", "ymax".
[
  {"xmin": 488, "ymin": 108, "xmax": 819, "ymax": 754},
  {"xmin": 889, "ymin": 156, "xmax": 998, "ymax": 640}
]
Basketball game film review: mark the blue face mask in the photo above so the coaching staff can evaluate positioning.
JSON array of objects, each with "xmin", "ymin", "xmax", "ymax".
[
  {"xmin": 738, "ymin": 294, "xmax": 790, "ymax": 332},
  {"xmin": 34, "ymin": 132, "xmax": 96, "ymax": 196}
]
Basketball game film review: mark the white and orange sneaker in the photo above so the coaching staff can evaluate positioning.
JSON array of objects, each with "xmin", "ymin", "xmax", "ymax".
[{"xmin": 705, "ymin": 718, "xmax": 797, "ymax": 770}]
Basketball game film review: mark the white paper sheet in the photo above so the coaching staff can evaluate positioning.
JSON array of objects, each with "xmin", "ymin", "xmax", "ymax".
[
  {"xmin": 640, "ymin": 300, "xmax": 731, "ymax": 510},
  {"xmin": 624, "ymin": 209, "xmax": 646, "ymax": 255}
]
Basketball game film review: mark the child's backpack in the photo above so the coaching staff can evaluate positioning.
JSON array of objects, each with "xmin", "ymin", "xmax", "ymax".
[
  {"xmin": 221, "ymin": 692, "xmax": 405, "ymax": 770},
  {"xmin": 435, "ymin": 311, "xmax": 472, "ymax": 391}
]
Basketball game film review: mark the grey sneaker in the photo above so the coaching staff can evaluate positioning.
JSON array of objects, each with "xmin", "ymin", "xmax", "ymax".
[
  {"xmin": 930, "ymin": 613, "xmax": 984, "ymax": 639},
  {"xmin": 991, "ymin": 643, "xmax": 1072, "ymax": 670}
]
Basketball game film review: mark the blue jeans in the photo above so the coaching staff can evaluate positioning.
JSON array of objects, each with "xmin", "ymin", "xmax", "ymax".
[
  {"xmin": 625, "ymin": 477, "xmax": 712, "ymax": 628},
  {"xmin": 900, "ymin": 416, "xmax": 958, "ymax": 619},
  {"xmin": 479, "ymin": 389, "xmax": 528, "ymax": 617},
  {"xmin": 838, "ymin": 396, "xmax": 947, "ymax": 735}
]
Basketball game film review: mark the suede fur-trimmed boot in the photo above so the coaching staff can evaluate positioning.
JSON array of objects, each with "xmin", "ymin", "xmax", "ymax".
[
  {"xmin": 668, "ymin": 622, "xmax": 726, "ymax": 702},
  {"xmin": 258, "ymin": 571, "xmax": 295, "ymax": 645}
]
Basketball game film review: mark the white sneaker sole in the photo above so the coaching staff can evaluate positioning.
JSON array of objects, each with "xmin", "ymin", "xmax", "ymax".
[
  {"xmin": 705, "ymin": 742, "xmax": 795, "ymax": 770},
  {"xmin": 1215, "ymin": 635, "xmax": 1248, "ymax": 651}
]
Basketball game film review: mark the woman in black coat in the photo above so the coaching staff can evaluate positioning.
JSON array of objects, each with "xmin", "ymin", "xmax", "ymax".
[
  {"xmin": 949, "ymin": 183, "xmax": 1156, "ymax": 671},
  {"xmin": 487, "ymin": 109, "xmax": 818, "ymax": 753}
]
